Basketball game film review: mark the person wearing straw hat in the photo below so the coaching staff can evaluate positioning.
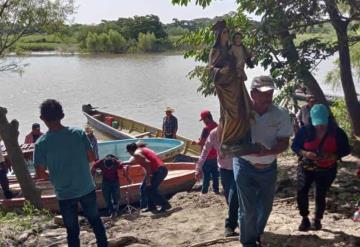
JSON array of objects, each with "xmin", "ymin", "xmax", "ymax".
[
  {"xmin": 85, "ymin": 126, "xmax": 99, "ymax": 160},
  {"xmin": 162, "ymin": 106, "xmax": 178, "ymax": 139}
]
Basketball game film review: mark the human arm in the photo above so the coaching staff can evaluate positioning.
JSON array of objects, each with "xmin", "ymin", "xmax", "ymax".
[
  {"xmin": 195, "ymin": 131, "xmax": 215, "ymax": 180},
  {"xmin": 33, "ymin": 142, "xmax": 49, "ymax": 179}
]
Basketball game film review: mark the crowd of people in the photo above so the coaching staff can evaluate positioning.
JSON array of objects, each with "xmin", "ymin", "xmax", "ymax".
[{"xmin": 0, "ymin": 19, "xmax": 357, "ymax": 247}]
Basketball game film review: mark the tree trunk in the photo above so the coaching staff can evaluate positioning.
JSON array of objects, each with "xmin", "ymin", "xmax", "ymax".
[
  {"xmin": 325, "ymin": 0, "xmax": 360, "ymax": 137},
  {"xmin": 277, "ymin": 29, "xmax": 328, "ymax": 104},
  {"xmin": 0, "ymin": 107, "xmax": 42, "ymax": 208}
]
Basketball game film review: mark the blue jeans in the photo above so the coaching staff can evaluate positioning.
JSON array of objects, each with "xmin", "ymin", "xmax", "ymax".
[
  {"xmin": 58, "ymin": 190, "xmax": 108, "ymax": 247},
  {"xmin": 146, "ymin": 166, "xmax": 170, "ymax": 209},
  {"xmin": 220, "ymin": 168, "xmax": 239, "ymax": 230},
  {"xmin": 233, "ymin": 158, "xmax": 277, "ymax": 247},
  {"xmin": 202, "ymin": 159, "xmax": 219, "ymax": 194},
  {"xmin": 102, "ymin": 180, "xmax": 120, "ymax": 215},
  {"xmin": 140, "ymin": 177, "xmax": 148, "ymax": 209}
]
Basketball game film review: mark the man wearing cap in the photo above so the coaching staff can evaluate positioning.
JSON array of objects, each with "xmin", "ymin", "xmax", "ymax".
[
  {"xmin": 162, "ymin": 107, "xmax": 178, "ymax": 139},
  {"xmin": 192, "ymin": 110, "xmax": 219, "ymax": 194},
  {"xmin": 24, "ymin": 123, "xmax": 43, "ymax": 144},
  {"xmin": 233, "ymin": 76, "xmax": 293, "ymax": 247}
]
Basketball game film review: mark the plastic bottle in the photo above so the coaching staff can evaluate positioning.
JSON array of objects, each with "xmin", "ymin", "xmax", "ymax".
[{"xmin": 353, "ymin": 209, "xmax": 360, "ymax": 222}]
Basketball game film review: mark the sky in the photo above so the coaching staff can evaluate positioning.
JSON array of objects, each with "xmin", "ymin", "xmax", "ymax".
[{"xmin": 73, "ymin": 0, "xmax": 239, "ymax": 24}]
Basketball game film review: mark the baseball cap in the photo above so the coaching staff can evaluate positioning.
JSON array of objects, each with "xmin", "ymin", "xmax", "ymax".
[
  {"xmin": 251, "ymin": 76, "xmax": 275, "ymax": 92},
  {"xmin": 199, "ymin": 110, "xmax": 212, "ymax": 121},
  {"xmin": 310, "ymin": 104, "xmax": 329, "ymax": 126}
]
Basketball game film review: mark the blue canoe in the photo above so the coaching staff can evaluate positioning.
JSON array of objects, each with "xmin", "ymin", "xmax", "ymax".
[{"xmin": 98, "ymin": 138, "xmax": 184, "ymax": 161}]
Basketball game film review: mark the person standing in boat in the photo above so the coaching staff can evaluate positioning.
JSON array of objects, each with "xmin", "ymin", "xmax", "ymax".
[
  {"xmin": 24, "ymin": 123, "xmax": 43, "ymax": 144},
  {"xmin": 162, "ymin": 107, "xmax": 178, "ymax": 139},
  {"xmin": 124, "ymin": 142, "xmax": 171, "ymax": 213},
  {"xmin": 192, "ymin": 110, "xmax": 219, "ymax": 194},
  {"xmin": 85, "ymin": 126, "xmax": 99, "ymax": 160},
  {"xmin": 34, "ymin": 99, "xmax": 107, "ymax": 247},
  {"xmin": 91, "ymin": 154, "xmax": 131, "ymax": 219},
  {"xmin": 0, "ymin": 143, "xmax": 14, "ymax": 199},
  {"xmin": 195, "ymin": 127, "xmax": 239, "ymax": 237}
]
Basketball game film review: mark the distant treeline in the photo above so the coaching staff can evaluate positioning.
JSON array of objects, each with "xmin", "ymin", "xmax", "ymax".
[
  {"xmin": 12, "ymin": 14, "xmax": 220, "ymax": 53},
  {"xmin": 12, "ymin": 13, "xmax": 335, "ymax": 54}
]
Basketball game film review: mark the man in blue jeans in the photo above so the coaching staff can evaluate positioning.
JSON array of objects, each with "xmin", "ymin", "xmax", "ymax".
[
  {"xmin": 34, "ymin": 99, "xmax": 107, "ymax": 247},
  {"xmin": 233, "ymin": 76, "xmax": 292, "ymax": 247}
]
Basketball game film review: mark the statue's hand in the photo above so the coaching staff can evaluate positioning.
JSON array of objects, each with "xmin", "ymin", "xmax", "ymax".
[{"xmin": 220, "ymin": 66, "xmax": 230, "ymax": 75}]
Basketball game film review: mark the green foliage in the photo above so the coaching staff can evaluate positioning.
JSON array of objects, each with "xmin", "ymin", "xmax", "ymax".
[
  {"xmin": 108, "ymin": 30, "xmax": 127, "ymax": 53},
  {"xmin": 331, "ymin": 99, "xmax": 352, "ymax": 137},
  {"xmin": 137, "ymin": 32, "xmax": 157, "ymax": 52},
  {"xmin": 0, "ymin": 201, "xmax": 52, "ymax": 232}
]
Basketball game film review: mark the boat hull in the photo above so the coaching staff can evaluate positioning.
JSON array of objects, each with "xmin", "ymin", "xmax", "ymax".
[
  {"xmin": 0, "ymin": 162, "xmax": 196, "ymax": 211},
  {"xmin": 82, "ymin": 108, "xmax": 201, "ymax": 157}
]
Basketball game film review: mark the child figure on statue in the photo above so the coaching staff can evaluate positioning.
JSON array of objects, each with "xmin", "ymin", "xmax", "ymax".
[{"xmin": 208, "ymin": 20, "xmax": 261, "ymax": 156}]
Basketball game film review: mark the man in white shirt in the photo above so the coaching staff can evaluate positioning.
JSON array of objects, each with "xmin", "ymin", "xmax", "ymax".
[{"xmin": 233, "ymin": 76, "xmax": 293, "ymax": 247}]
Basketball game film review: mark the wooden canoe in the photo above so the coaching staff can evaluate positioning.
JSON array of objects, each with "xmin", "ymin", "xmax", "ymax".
[
  {"xmin": 82, "ymin": 105, "xmax": 201, "ymax": 157},
  {"xmin": 0, "ymin": 162, "xmax": 196, "ymax": 211}
]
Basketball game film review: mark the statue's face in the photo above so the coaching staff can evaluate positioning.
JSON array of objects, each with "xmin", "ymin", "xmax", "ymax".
[
  {"xmin": 220, "ymin": 28, "xmax": 229, "ymax": 43},
  {"xmin": 234, "ymin": 34, "xmax": 242, "ymax": 45}
]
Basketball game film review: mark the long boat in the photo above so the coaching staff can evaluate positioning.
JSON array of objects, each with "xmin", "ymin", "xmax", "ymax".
[
  {"xmin": 0, "ymin": 162, "xmax": 196, "ymax": 211},
  {"xmin": 82, "ymin": 104, "xmax": 201, "ymax": 157},
  {"xmin": 98, "ymin": 138, "xmax": 184, "ymax": 162}
]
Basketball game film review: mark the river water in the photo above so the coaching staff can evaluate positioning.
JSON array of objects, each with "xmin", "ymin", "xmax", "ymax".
[{"xmin": 0, "ymin": 54, "xmax": 358, "ymax": 142}]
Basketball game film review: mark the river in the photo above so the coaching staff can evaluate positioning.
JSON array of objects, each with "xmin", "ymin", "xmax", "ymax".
[{"xmin": 0, "ymin": 54, "xmax": 358, "ymax": 142}]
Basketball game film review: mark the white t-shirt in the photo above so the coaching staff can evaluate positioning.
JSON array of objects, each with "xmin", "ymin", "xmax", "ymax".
[{"xmin": 242, "ymin": 104, "xmax": 293, "ymax": 164}]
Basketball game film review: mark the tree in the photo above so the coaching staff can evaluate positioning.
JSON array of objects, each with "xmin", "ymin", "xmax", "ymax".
[
  {"xmin": 171, "ymin": 0, "xmax": 360, "ymax": 137},
  {"xmin": 137, "ymin": 32, "xmax": 157, "ymax": 52},
  {"xmin": 323, "ymin": 0, "xmax": 360, "ymax": 136},
  {"xmin": 0, "ymin": 0, "xmax": 74, "ymax": 208}
]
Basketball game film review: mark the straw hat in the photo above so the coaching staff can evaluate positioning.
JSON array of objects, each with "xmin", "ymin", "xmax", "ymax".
[{"xmin": 164, "ymin": 106, "xmax": 175, "ymax": 113}]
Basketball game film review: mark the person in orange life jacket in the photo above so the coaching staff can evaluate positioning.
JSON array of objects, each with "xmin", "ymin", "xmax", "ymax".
[
  {"xmin": 123, "ymin": 143, "xmax": 171, "ymax": 213},
  {"xmin": 91, "ymin": 154, "xmax": 131, "ymax": 218},
  {"xmin": 24, "ymin": 123, "xmax": 43, "ymax": 144},
  {"xmin": 192, "ymin": 110, "xmax": 219, "ymax": 194},
  {"xmin": 291, "ymin": 104, "xmax": 350, "ymax": 231}
]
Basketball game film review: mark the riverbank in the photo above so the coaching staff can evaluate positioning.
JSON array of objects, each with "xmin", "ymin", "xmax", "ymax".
[{"xmin": 1, "ymin": 155, "xmax": 359, "ymax": 246}]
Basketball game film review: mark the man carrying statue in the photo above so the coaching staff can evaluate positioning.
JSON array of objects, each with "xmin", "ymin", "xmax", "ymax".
[{"xmin": 209, "ymin": 20, "xmax": 293, "ymax": 246}]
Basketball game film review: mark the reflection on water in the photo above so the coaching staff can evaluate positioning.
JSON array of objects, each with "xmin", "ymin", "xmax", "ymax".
[{"xmin": 0, "ymin": 54, "xmax": 358, "ymax": 143}]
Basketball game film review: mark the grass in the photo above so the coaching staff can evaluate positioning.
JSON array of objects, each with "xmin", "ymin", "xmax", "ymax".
[{"xmin": 0, "ymin": 201, "xmax": 53, "ymax": 232}]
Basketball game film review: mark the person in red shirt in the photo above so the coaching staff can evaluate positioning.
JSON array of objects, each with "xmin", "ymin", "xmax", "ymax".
[
  {"xmin": 24, "ymin": 123, "xmax": 43, "ymax": 144},
  {"xmin": 192, "ymin": 110, "xmax": 219, "ymax": 194},
  {"xmin": 124, "ymin": 143, "xmax": 171, "ymax": 213},
  {"xmin": 91, "ymin": 154, "xmax": 130, "ymax": 218}
]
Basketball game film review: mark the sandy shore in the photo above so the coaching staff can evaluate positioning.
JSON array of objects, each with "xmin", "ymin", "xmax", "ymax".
[{"xmin": 1, "ymin": 155, "xmax": 359, "ymax": 246}]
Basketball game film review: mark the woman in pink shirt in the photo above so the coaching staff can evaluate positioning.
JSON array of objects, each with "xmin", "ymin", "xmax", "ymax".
[{"xmin": 196, "ymin": 127, "xmax": 239, "ymax": 237}]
